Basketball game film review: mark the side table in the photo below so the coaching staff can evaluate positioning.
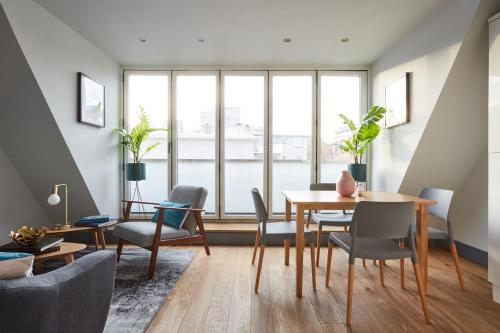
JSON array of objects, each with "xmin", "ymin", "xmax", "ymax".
[{"xmin": 46, "ymin": 220, "xmax": 117, "ymax": 250}]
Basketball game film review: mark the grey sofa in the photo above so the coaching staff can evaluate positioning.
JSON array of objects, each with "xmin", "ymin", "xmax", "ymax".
[{"xmin": 0, "ymin": 251, "xmax": 116, "ymax": 333}]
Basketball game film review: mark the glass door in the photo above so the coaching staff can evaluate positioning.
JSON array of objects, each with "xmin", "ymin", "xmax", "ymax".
[
  {"xmin": 172, "ymin": 71, "xmax": 219, "ymax": 216},
  {"xmin": 221, "ymin": 71, "xmax": 267, "ymax": 217},
  {"xmin": 269, "ymin": 71, "xmax": 315, "ymax": 215}
]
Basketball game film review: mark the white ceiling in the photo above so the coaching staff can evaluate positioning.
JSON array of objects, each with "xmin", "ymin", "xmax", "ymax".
[{"xmin": 34, "ymin": 0, "xmax": 447, "ymax": 66}]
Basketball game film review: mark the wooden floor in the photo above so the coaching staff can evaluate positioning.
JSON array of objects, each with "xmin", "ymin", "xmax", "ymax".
[{"xmin": 146, "ymin": 245, "xmax": 500, "ymax": 333}]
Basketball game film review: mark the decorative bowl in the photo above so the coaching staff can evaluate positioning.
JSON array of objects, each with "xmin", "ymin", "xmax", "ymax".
[{"xmin": 9, "ymin": 226, "xmax": 47, "ymax": 246}]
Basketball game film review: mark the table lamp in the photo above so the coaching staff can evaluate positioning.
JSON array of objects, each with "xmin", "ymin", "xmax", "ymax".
[{"xmin": 48, "ymin": 184, "xmax": 71, "ymax": 230}]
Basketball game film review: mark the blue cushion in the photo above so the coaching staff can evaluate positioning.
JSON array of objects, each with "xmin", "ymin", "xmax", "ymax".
[
  {"xmin": 0, "ymin": 252, "xmax": 32, "ymax": 261},
  {"xmin": 151, "ymin": 201, "xmax": 191, "ymax": 229}
]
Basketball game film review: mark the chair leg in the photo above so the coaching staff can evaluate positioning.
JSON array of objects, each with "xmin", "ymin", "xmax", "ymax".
[
  {"xmin": 326, "ymin": 241, "xmax": 334, "ymax": 287},
  {"xmin": 344, "ymin": 226, "xmax": 348, "ymax": 232},
  {"xmin": 450, "ymin": 242, "xmax": 465, "ymax": 290},
  {"xmin": 284, "ymin": 239, "xmax": 290, "ymax": 266},
  {"xmin": 147, "ymin": 245, "xmax": 160, "ymax": 280},
  {"xmin": 379, "ymin": 260, "xmax": 385, "ymax": 287},
  {"xmin": 362, "ymin": 259, "xmax": 366, "ymax": 267},
  {"xmin": 255, "ymin": 245, "xmax": 266, "ymax": 293},
  {"xmin": 347, "ymin": 263, "xmax": 355, "ymax": 326},
  {"xmin": 400, "ymin": 240, "xmax": 405, "ymax": 289},
  {"xmin": 202, "ymin": 235, "xmax": 210, "ymax": 255},
  {"xmin": 373, "ymin": 260, "xmax": 377, "ymax": 265},
  {"xmin": 413, "ymin": 263, "xmax": 431, "ymax": 323},
  {"xmin": 116, "ymin": 239, "xmax": 124, "ymax": 262},
  {"xmin": 316, "ymin": 224, "xmax": 322, "ymax": 267},
  {"xmin": 310, "ymin": 243, "xmax": 317, "ymax": 291},
  {"xmin": 252, "ymin": 229, "xmax": 260, "ymax": 265}
]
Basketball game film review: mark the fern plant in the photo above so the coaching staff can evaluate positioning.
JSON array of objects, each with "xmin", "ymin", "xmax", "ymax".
[
  {"xmin": 113, "ymin": 106, "xmax": 167, "ymax": 163},
  {"xmin": 338, "ymin": 105, "xmax": 386, "ymax": 164}
]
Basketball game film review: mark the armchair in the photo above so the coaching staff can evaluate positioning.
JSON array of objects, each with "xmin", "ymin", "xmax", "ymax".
[{"xmin": 114, "ymin": 185, "xmax": 210, "ymax": 279}]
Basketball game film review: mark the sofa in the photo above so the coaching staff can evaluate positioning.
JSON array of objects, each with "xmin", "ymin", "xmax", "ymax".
[{"xmin": 0, "ymin": 251, "xmax": 116, "ymax": 333}]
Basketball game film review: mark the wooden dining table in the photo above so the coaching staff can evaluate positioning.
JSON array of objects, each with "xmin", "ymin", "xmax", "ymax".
[{"xmin": 282, "ymin": 190, "xmax": 437, "ymax": 297}]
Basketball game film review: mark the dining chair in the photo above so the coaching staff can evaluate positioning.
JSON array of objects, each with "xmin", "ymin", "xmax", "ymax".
[
  {"xmin": 250, "ymin": 187, "xmax": 317, "ymax": 293},
  {"xmin": 325, "ymin": 201, "xmax": 430, "ymax": 326},
  {"xmin": 399, "ymin": 187, "xmax": 465, "ymax": 290},
  {"xmin": 307, "ymin": 183, "xmax": 353, "ymax": 267}
]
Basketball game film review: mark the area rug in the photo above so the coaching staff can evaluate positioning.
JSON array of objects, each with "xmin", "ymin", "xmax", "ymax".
[{"xmin": 37, "ymin": 248, "xmax": 197, "ymax": 333}]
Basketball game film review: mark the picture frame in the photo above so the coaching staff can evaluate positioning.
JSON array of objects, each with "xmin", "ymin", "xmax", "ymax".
[
  {"xmin": 385, "ymin": 72, "xmax": 410, "ymax": 128},
  {"xmin": 78, "ymin": 72, "xmax": 105, "ymax": 127}
]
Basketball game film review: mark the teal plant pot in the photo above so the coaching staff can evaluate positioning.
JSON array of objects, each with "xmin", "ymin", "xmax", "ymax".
[
  {"xmin": 126, "ymin": 163, "xmax": 146, "ymax": 181},
  {"xmin": 348, "ymin": 163, "xmax": 367, "ymax": 182}
]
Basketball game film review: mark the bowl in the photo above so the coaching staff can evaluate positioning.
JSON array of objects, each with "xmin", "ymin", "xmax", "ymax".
[{"xmin": 9, "ymin": 226, "xmax": 47, "ymax": 246}]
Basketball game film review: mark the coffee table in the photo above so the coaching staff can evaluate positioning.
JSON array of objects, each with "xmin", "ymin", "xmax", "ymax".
[
  {"xmin": 34, "ymin": 242, "xmax": 87, "ymax": 265},
  {"xmin": 46, "ymin": 220, "xmax": 118, "ymax": 250}
]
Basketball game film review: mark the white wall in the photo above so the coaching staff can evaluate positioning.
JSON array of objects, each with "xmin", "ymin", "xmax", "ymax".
[
  {"xmin": 1, "ymin": 0, "xmax": 121, "ymax": 217},
  {"xmin": 0, "ymin": 147, "xmax": 49, "ymax": 243}
]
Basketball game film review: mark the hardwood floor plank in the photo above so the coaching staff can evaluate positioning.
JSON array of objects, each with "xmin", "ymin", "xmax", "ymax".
[{"xmin": 227, "ymin": 247, "xmax": 252, "ymax": 333}]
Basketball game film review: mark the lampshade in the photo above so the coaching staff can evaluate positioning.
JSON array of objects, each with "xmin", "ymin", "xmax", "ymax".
[{"xmin": 47, "ymin": 193, "xmax": 61, "ymax": 205}]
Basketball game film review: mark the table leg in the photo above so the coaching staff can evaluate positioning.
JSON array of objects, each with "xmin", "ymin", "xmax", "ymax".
[
  {"xmin": 296, "ymin": 205, "xmax": 305, "ymax": 297},
  {"xmin": 416, "ymin": 205, "xmax": 429, "ymax": 294},
  {"xmin": 64, "ymin": 254, "xmax": 74, "ymax": 264},
  {"xmin": 94, "ymin": 231, "xmax": 100, "ymax": 251},
  {"xmin": 97, "ymin": 229, "xmax": 106, "ymax": 250},
  {"xmin": 285, "ymin": 199, "xmax": 291, "ymax": 222}
]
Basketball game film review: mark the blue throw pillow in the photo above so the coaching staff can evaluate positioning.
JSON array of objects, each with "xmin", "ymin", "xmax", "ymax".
[{"xmin": 151, "ymin": 201, "xmax": 192, "ymax": 229}]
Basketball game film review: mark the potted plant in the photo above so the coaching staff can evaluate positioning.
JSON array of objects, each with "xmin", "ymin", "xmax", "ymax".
[
  {"xmin": 114, "ymin": 106, "xmax": 167, "ymax": 181},
  {"xmin": 337, "ymin": 105, "xmax": 386, "ymax": 182}
]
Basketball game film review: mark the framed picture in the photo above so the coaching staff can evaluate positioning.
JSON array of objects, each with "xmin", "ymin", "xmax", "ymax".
[
  {"xmin": 385, "ymin": 73, "xmax": 410, "ymax": 128},
  {"xmin": 78, "ymin": 72, "xmax": 105, "ymax": 127}
]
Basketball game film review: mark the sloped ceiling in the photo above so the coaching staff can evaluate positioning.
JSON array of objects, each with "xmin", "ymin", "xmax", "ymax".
[{"xmin": 33, "ymin": 0, "xmax": 446, "ymax": 66}]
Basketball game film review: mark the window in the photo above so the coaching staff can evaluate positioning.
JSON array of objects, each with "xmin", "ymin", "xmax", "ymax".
[
  {"xmin": 123, "ymin": 70, "xmax": 366, "ymax": 219},
  {"xmin": 222, "ymin": 72, "xmax": 266, "ymax": 215}
]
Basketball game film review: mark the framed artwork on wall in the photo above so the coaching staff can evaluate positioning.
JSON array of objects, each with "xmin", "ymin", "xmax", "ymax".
[
  {"xmin": 78, "ymin": 72, "xmax": 105, "ymax": 127},
  {"xmin": 385, "ymin": 72, "xmax": 410, "ymax": 128}
]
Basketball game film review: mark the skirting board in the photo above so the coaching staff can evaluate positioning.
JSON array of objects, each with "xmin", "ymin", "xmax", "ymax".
[{"xmin": 435, "ymin": 239, "xmax": 487, "ymax": 267}]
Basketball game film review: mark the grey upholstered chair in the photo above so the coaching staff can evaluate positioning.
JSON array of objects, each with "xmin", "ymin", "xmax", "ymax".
[
  {"xmin": 115, "ymin": 185, "xmax": 210, "ymax": 279},
  {"xmin": 307, "ymin": 183, "xmax": 353, "ymax": 267},
  {"xmin": 325, "ymin": 201, "xmax": 429, "ymax": 326},
  {"xmin": 251, "ymin": 187, "xmax": 317, "ymax": 293},
  {"xmin": 0, "ymin": 251, "xmax": 116, "ymax": 333},
  {"xmin": 400, "ymin": 187, "xmax": 464, "ymax": 290}
]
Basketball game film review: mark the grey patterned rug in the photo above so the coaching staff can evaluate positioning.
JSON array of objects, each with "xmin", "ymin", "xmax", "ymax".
[{"xmin": 37, "ymin": 248, "xmax": 197, "ymax": 333}]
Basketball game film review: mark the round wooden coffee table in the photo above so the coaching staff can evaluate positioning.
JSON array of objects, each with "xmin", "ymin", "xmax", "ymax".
[{"xmin": 34, "ymin": 242, "xmax": 87, "ymax": 265}]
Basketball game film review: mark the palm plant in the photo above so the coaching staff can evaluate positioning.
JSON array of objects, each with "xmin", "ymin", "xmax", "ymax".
[
  {"xmin": 113, "ymin": 106, "xmax": 167, "ymax": 163},
  {"xmin": 338, "ymin": 105, "xmax": 386, "ymax": 164}
]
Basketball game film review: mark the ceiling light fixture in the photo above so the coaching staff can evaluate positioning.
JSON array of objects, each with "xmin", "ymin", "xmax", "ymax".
[
  {"xmin": 197, "ymin": 37, "xmax": 205, "ymax": 43},
  {"xmin": 341, "ymin": 37, "xmax": 350, "ymax": 43},
  {"xmin": 283, "ymin": 38, "xmax": 292, "ymax": 43},
  {"xmin": 138, "ymin": 37, "xmax": 146, "ymax": 43}
]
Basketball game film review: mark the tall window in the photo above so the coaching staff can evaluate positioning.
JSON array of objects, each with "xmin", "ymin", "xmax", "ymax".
[
  {"xmin": 271, "ymin": 72, "xmax": 314, "ymax": 214},
  {"xmin": 124, "ymin": 72, "xmax": 169, "ymax": 206},
  {"xmin": 222, "ymin": 73, "xmax": 266, "ymax": 215},
  {"xmin": 174, "ymin": 72, "xmax": 218, "ymax": 215},
  {"xmin": 124, "ymin": 70, "xmax": 366, "ymax": 219}
]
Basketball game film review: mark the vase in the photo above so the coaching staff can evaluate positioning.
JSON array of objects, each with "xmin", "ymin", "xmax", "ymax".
[
  {"xmin": 336, "ymin": 170, "xmax": 356, "ymax": 197},
  {"xmin": 348, "ymin": 163, "xmax": 367, "ymax": 182},
  {"xmin": 126, "ymin": 163, "xmax": 146, "ymax": 181}
]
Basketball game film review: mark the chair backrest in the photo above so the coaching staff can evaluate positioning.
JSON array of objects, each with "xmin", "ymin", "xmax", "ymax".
[
  {"xmin": 169, "ymin": 185, "xmax": 208, "ymax": 235},
  {"xmin": 0, "ymin": 251, "xmax": 116, "ymax": 333},
  {"xmin": 310, "ymin": 183, "xmax": 336, "ymax": 191},
  {"xmin": 351, "ymin": 201, "xmax": 415, "ymax": 239},
  {"xmin": 251, "ymin": 187, "xmax": 269, "ymax": 241},
  {"xmin": 419, "ymin": 187, "xmax": 453, "ymax": 222}
]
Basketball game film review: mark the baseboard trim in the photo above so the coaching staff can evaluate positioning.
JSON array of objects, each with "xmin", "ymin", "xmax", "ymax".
[{"xmin": 436, "ymin": 240, "xmax": 487, "ymax": 267}]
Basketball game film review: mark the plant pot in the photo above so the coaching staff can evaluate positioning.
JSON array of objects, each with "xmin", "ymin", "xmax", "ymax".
[
  {"xmin": 348, "ymin": 163, "xmax": 367, "ymax": 182},
  {"xmin": 126, "ymin": 163, "xmax": 146, "ymax": 181},
  {"xmin": 336, "ymin": 170, "xmax": 356, "ymax": 197}
]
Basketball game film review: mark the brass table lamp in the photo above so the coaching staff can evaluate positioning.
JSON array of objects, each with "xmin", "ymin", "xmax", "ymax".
[{"xmin": 48, "ymin": 184, "xmax": 71, "ymax": 230}]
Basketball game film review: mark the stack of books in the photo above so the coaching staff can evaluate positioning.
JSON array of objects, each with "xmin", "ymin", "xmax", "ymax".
[
  {"xmin": 0, "ymin": 237, "xmax": 63, "ymax": 254},
  {"xmin": 76, "ymin": 215, "xmax": 115, "ymax": 228}
]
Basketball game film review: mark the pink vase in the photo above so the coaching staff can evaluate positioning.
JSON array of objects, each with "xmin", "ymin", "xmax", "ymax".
[{"xmin": 336, "ymin": 170, "xmax": 356, "ymax": 197}]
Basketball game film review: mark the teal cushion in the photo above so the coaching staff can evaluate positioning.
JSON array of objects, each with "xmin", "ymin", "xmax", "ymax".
[
  {"xmin": 0, "ymin": 252, "xmax": 32, "ymax": 261},
  {"xmin": 152, "ymin": 201, "xmax": 191, "ymax": 229}
]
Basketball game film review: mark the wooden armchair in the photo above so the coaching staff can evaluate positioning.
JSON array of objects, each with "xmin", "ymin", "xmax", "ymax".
[{"xmin": 114, "ymin": 185, "xmax": 210, "ymax": 279}]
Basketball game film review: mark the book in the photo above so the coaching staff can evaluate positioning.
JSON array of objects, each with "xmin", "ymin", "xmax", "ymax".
[
  {"xmin": 0, "ymin": 237, "xmax": 63, "ymax": 254},
  {"xmin": 77, "ymin": 215, "xmax": 110, "ymax": 224},
  {"xmin": 76, "ymin": 220, "xmax": 116, "ymax": 228}
]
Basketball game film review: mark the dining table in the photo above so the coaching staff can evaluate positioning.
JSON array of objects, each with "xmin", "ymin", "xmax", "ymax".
[{"xmin": 282, "ymin": 190, "xmax": 437, "ymax": 297}]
